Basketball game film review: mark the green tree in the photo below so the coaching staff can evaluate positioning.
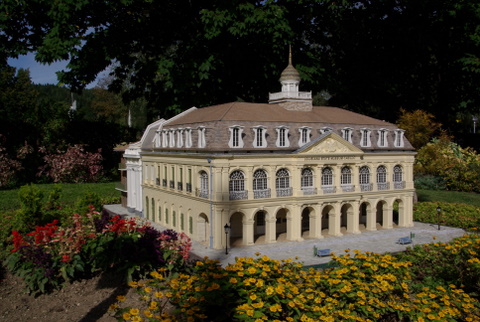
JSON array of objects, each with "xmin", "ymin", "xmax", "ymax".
[{"xmin": 2, "ymin": 0, "xmax": 480, "ymax": 130}]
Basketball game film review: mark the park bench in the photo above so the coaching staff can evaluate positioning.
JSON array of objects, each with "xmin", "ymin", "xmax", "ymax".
[
  {"xmin": 397, "ymin": 236, "xmax": 412, "ymax": 245},
  {"xmin": 313, "ymin": 246, "xmax": 331, "ymax": 257}
]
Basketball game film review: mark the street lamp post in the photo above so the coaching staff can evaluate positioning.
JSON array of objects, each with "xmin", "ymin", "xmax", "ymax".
[
  {"xmin": 224, "ymin": 223, "xmax": 230, "ymax": 255},
  {"xmin": 436, "ymin": 206, "xmax": 441, "ymax": 231},
  {"xmin": 473, "ymin": 116, "xmax": 478, "ymax": 134}
]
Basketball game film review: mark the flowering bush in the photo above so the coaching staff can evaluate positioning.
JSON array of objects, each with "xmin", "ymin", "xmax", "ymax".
[
  {"xmin": 0, "ymin": 143, "xmax": 22, "ymax": 188},
  {"xmin": 4, "ymin": 209, "xmax": 192, "ymax": 295},
  {"xmin": 113, "ymin": 236, "xmax": 480, "ymax": 321},
  {"xmin": 37, "ymin": 144, "xmax": 104, "ymax": 183}
]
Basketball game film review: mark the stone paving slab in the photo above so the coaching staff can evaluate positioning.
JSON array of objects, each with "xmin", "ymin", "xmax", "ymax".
[{"xmin": 104, "ymin": 204, "xmax": 467, "ymax": 267}]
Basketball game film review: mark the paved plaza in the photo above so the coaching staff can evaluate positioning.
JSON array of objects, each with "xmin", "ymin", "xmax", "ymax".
[{"xmin": 104, "ymin": 204, "xmax": 467, "ymax": 267}]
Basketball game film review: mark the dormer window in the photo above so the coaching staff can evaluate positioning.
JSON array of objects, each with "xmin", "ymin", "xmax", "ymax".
[
  {"xmin": 169, "ymin": 129, "xmax": 176, "ymax": 147},
  {"xmin": 394, "ymin": 129, "xmax": 405, "ymax": 147},
  {"xmin": 319, "ymin": 127, "xmax": 332, "ymax": 135},
  {"xmin": 341, "ymin": 127, "xmax": 353, "ymax": 143},
  {"xmin": 360, "ymin": 128, "xmax": 371, "ymax": 147},
  {"xmin": 253, "ymin": 126, "xmax": 267, "ymax": 148},
  {"xmin": 185, "ymin": 127, "xmax": 192, "ymax": 148},
  {"xmin": 154, "ymin": 130, "xmax": 161, "ymax": 148},
  {"xmin": 176, "ymin": 128, "xmax": 184, "ymax": 148},
  {"xmin": 197, "ymin": 126, "xmax": 206, "ymax": 148},
  {"xmin": 162, "ymin": 130, "xmax": 168, "ymax": 147},
  {"xmin": 276, "ymin": 126, "xmax": 290, "ymax": 147},
  {"xmin": 298, "ymin": 126, "xmax": 312, "ymax": 146},
  {"xmin": 377, "ymin": 128, "xmax": 389, "ymax": 147},
  {"xmin": 229, "ymin": 125, "xmax": 244, "ymax": 148}
]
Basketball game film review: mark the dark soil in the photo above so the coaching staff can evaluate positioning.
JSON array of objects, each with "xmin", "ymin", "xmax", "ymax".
[{"xmin": 0, "ymin": 267, "xmax": 139, "ymax": 322}]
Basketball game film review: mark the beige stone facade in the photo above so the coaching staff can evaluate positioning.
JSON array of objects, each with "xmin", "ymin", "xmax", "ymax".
[{"xmin": 125, "ymin": 59, "xmax": 416, "ymax": 250}]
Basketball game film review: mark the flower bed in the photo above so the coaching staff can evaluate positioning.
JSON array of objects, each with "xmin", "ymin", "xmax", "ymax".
[
  {"xmin": 5, "ymin": 207, "xmax": 192, "ymax": 295},
  {"xmin": 113, "ymin": 235, "xmax": 480, "ymax": 321}
]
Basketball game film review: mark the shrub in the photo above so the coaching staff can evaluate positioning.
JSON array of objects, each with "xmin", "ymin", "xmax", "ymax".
[
  {"xmin": 396, "ymin": 234, "xmax": 480, "ymax": 296},
  {"xmin": 37, "ymin": 144, "xmax": 104, "ymax": 183},
  {"xmin": 415, "ymin": 138, "xmax": 480, "ymax": 192},
  {"xmin": 414, "ymin": 175, "xmax": 446, "ymax": 190},
  {"xmin": 413, "ymin": 201, "xmax": 480, "ymax": 231}
]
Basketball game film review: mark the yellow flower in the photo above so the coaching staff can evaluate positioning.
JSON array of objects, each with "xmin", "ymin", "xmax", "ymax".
[
  {"xmin": 122, "ymin": 312, "xmax": 131, "ymax": 320},
  {"xmin": 117, "ymin": 295, "xmax": 126, "ymax": 302},
  {"xmin": 129, "ymin": 308, "xmax": 140, "ymax": 315},
  {"xmin": 144, "ymin": 310, "xmax": 153, "ymax": 318},
  {"xmin": 230, "ymin": 277, "xmax": 238, "ymax": 284},
  {"xmin": 250, "ymin": 293, "xmax": 257, "ymax": 301},
  {"xmin": 247, "ymin": 266, "xmax": 257, "ymax": 274},
  {"xmin": 129, "ymin": 281, "xmax": 139, "ymax": 287},
  {"xmin": 131, "ymin": 317, "xmax": 142, "ymax": 322},
  {"xmin": 144, "ymin": 287, "xmax": 152, "ymax": 293},
  {"xmin": 266, "ymin": 286, "xmax": 275, "ymax": 295}
]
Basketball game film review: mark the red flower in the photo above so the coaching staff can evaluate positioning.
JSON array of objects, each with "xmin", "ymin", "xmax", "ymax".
[{"xmin": 61, "ymin": 254, "xmax": 71, "ymax": 263}]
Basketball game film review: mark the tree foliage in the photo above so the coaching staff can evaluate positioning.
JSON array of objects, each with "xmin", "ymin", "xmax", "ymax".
[
  {"xmin": 2, "ymin": 0, "xmax": 480, "ymax": 128},
  {"xmin": 396, "ymin": 109, "xmax": 448, "ymax": 149}
]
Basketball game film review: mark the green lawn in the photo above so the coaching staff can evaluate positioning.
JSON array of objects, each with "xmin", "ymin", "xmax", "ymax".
[
  {"xmin": 416, "ymin": 189, "xmax": 480, "ymax": 207},
  {"xmin": 0, "ymin": 182, "xmax": 120, "ymax": 212}
]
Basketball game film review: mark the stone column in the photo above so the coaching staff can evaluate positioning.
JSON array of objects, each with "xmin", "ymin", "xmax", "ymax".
[
  {"xmin": 287, "ymin": 204, "xmax": 303, "ymax": 241},
  {"xmin": 243, "ymin": 216, "xmax": 255, "ymax": 246},
  {"xmin": 329, "ymin": 203, "xmax": 343, "ymax": 237},
  {"xmin": 346, "ymin": 201, "xmax": 361, "ymax": 234},
  {"xmin": 309, "ymin": 205, "xmax": 323, "ymax": 239},
  {"xmin": 265, "ymin": 212, "xmax": 277, "ymax": 243}
]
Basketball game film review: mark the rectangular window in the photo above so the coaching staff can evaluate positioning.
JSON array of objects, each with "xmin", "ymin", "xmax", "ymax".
[
  {"xmin": 279, "ymin": 128, "xmax": 285, "ymax": 147},
  {"xmin": 233, "ymin": 128, "xmax": 239, "ymax": 147},
  {"xmin": 256, "ymin": 128, "xmax": 263, "ymax": 147}
]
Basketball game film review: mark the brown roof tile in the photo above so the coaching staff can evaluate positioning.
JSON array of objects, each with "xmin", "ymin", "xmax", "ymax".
[{"xmin": 167, "ymin": 102, "xmax": 392, "ymax": 127}]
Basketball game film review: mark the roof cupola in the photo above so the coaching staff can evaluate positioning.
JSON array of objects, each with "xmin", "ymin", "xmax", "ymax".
[{"xmin": 269, "ymin": 46, "xmax": 312, "ymax": 111}]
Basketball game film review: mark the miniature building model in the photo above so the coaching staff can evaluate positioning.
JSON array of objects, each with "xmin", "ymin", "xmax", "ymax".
[{"xmin": 124, "ymin": 53, "xmax": 416, "ymax": 250}]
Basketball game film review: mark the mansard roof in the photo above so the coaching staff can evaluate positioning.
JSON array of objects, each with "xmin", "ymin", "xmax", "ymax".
[{"xmin": 166, "ymin": 102, "xmax": 391, "ymax": 127}]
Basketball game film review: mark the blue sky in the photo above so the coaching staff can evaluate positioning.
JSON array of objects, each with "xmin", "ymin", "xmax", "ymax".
[{"xmin": 8, "ymin": 52, "xmax": 100, "ymax": 89}]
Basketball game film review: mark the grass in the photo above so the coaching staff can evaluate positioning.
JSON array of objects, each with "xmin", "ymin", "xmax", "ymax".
[
  {"xmin": 0, "ymin": 182, "xmax": 120, "ymax": 212},
  {"xmin": 416, "ymin": 189, "xmax": 480, "ymax": 207}
]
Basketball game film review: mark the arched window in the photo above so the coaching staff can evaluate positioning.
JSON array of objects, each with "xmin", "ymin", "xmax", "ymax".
[
  {"xmin": 321, "ymin": 167, "xmax": 333, "ymax": 186},
  {"xmin": 199, "ymin": 171, "xmax": 208, "ymax": 198},
  {"xmin": 359, "ymin": 166, "xmax": 372, "ymax": 191},
  {"xmin": 229, "ymin": 170, "xmax": 247, "ymax": 200},
  {"xmin": 376, "ymin": 165, "xmax": 388, "ymax": 190},
  {"xmin": 301, "ymin": 168, "xmax": 316, "ymax": 195},
  {"xmin": 377, "ymin": 166, "xmax": 387, "ymax": 183},
  {"xmin": 276, "ymin": 168, "xmax": 292, "ymax": 197},
  {"xmin": 301, "ymin": 168, "xmax": 314, "ymax": 188},
  {"xmin": 340, "ymin": 166, "xmax": 354, "ymax": 192},
  {"xmin": 321, "ymin": 167, "xmax": 335, "ymax": 193},
  {"xmin": 341, "ymin": 166, "xmax": 352, "ymax": 185},
  {"xmin": 253, "ymin": 170, "xmax": 268, "ymax": 189},
  {"xmin": 393, "ymin": 165, "xmax": 404, "ymax": 189}
]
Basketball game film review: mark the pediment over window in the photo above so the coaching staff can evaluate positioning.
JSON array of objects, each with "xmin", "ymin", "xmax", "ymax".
[{"xmin": 296, "ymin": 132, "xmax": 363, "ymax": 155}]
